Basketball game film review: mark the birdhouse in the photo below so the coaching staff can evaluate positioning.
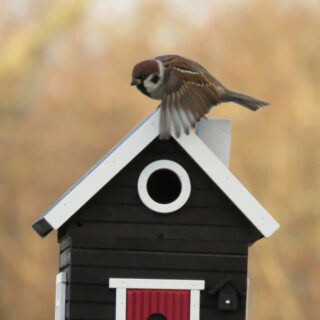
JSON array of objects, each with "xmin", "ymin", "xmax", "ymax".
[{"xmin": 32, "ymin": 110, "xmax": 279, "ymax": 320}]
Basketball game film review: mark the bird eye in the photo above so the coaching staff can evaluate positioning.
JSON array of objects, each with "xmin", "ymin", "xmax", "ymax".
[{"xmin": 151, "ymin": 74, "xmax": 159, "ymax": 84}]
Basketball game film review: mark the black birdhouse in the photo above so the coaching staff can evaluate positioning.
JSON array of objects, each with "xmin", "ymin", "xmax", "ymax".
[{"xmin": 32, "ymin": 111, "xmax": 279, "ymax": 320}]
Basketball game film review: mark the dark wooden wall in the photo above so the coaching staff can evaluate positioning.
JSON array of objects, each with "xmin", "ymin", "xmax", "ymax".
[{"xmin": 58, "ymin": 138, "xmax": 262, "ymax": 320}]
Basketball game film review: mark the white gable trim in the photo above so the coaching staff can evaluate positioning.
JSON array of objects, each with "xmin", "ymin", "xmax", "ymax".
[
  {"xmin": 33, "ymin": 110, "xmax": 279, "ymax": 238},
  {"xmin": 34, "ymin": 112, "xmax": 159, "ymax": 234},
  {"xmin": 174, "ymin": 131, "xmax": 279, "ymax": 237}
]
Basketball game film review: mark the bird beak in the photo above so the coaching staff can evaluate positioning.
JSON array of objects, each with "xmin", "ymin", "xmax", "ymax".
[{"xmin": 130, "ymin": 78, "xmax": 141, "ymax": 86}]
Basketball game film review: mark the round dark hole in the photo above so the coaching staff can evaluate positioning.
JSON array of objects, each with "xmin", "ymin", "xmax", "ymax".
[
  {"xmin": 147, "ymin": 169, "xmax": 182, "ymax": 204},
  {"xmin": 147, "ymin": 314, "xmax": 167, "ymax": 320}
]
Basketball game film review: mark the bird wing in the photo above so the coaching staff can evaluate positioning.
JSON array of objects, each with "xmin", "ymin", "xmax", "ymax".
[{"xmin": 156, "ymin": 55, "xmax": 221, "ymax": 139}]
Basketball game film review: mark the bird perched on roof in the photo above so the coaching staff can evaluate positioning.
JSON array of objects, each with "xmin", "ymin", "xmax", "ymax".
[{"xmin": 131, "ymin": 54, "xmax": 269, "ymax": 140}]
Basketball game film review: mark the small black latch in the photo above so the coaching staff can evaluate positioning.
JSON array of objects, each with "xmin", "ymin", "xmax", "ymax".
[{"xmin": 217, "ymin": 283, "xmax": 238, "ymax": 311}]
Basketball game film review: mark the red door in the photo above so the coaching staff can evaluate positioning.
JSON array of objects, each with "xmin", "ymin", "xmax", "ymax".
[{"xmin": 126, "ymin": 289, "xmax": 190, "ymax": 320}]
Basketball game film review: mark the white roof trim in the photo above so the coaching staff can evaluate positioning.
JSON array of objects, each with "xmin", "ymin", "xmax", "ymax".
[
  {"xmin": 174, "ymin": 130, "xmax": 279, "ymax": 238},
  {"xmin": 33, "ymin": 110, "xmax": 279, "ymax": 238},
  {"xmin": 35, "ymin": 112, "xmax": 159, "ymax": 233}
]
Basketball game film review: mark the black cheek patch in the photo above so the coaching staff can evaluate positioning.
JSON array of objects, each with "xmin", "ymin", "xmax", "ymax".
[
  {"xmin": 137, "ymin": 83, "xmax": 150, "ymax": 97},
  {"xmin": 151, "ymin": 74, "xmax": 159, "ymax": 84}
]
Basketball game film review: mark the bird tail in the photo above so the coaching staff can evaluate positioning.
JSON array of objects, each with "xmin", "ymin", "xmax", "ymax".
[{"xmin": 222, "ymin": 90, "xmax": 270, "ymax": 111}]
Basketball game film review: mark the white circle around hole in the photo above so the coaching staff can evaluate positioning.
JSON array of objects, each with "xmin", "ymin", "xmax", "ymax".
[{"xmin": 137, "ymin": 160, "xmax": 191, "ymax": 214}]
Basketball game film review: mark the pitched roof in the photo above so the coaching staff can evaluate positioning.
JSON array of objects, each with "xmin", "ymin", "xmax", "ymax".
[{"xmin": 32, "ymin": 110, "xmax": 279, "ymax": 238}]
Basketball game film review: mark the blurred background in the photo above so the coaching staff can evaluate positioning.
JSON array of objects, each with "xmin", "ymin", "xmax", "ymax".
[{"xmin": 0, "ymin": 0, "xmax": 319, "ymax": 319}]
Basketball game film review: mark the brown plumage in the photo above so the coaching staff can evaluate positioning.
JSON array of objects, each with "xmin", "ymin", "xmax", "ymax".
[{"xmin": 131, "ymin": 54, "xmax": 269, "ymax": 139}]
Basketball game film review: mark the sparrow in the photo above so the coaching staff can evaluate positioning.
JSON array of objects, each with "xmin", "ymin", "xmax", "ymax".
[{"xmin": 131, "ymin": 54, "xmax": 269, "ymax": 139}]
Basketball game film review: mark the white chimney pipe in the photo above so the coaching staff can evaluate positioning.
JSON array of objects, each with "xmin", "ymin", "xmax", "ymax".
[{"xmin": 196, "ymin": 118, "xmax": 232, "ymax": 167}]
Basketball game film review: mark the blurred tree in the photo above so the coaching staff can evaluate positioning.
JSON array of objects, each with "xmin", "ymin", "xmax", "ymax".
[{"xmin": 0, "ymin": 0, "xmax": 88, "ymax": 117}]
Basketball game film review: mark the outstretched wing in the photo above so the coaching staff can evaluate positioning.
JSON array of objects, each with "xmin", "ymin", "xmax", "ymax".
[{"xmin": 157, "ymin": 55, "xmax": 221, "ymax": 139}]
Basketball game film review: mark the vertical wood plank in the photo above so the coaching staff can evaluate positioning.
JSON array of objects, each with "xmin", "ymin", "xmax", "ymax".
[
  {"xmin": 116, "ymin": 288, "xmax": 126, "ymax": 320},
  {"xmin": 55, "ymin": 272, "xmax": 66, "ymax": 320},
  {"xmin": 190, "ymin": 290, "xmax": 200, "ymax": 320}
]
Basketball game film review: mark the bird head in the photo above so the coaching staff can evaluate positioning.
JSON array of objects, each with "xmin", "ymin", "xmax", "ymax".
[{"xmin": 131, "ymin": 59, "xmax": 162, "ymax": 97}]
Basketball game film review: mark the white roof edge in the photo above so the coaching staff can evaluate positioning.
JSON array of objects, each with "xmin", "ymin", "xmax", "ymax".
[
  {"xmin": 39, "ymin": 111, "xmax": 160, "ymax": 230},
  {"xmin": 173, "ymin": 133, "xmax": 280, "ymax": 238},
  {"xmin": 33, "ymin": 109, "xmax": 279, "ymax": 238}
]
